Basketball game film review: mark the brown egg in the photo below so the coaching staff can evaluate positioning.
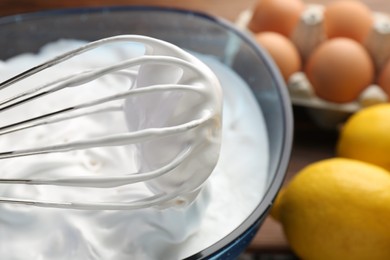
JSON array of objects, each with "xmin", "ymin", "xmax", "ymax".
[
  {"xmin": 324, "ymin": 0, "xmax": 373, "ymax": 43},
  {"xmin": 378, "ymin": 59, "xmax": 390, "ymax": 96},
  {"xmin": 248, "ymin": 0, "xmax": 305, "ymax": 37},
  {"xmin": 255, "ymin": 32, "xmax": 302, "ymax": 82},
  {"xmin": 305, "ymin": 38, "xmax": 374, "ymax": 103}
]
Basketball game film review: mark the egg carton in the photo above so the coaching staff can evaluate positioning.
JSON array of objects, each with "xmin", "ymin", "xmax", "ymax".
[{"xmin": 236, "ymin": 4, "xmax": 390, "ymax": 129}]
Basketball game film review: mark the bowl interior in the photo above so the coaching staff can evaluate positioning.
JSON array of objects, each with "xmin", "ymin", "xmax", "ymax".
[{"xmin": 0, "ymin": 6, "xmax": 293, "ymax": 259}]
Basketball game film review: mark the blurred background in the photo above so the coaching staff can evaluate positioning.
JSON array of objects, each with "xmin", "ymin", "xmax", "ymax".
[
  {"xmin": 1, "ymin": 1, "xmax": 390, "ymax": 259},
  {"xmin": 0, "ymin": 0, "xmax": 388, "ymax": 19}
]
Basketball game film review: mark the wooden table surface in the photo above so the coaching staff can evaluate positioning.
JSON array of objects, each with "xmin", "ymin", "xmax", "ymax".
[{"xmin": 1, "ymin": 0, "xmax": 389, "ymax": 255}]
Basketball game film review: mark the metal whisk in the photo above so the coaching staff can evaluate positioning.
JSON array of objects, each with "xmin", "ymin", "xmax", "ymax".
[{"xmin": 0, "ymin": 35, "xmax": 222, "ymax": 210}]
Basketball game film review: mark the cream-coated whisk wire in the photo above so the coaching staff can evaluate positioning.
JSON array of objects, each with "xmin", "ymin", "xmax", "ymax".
[{"xmin": 0, "ymin": 35, "xmax": 222, "ymax": 210}]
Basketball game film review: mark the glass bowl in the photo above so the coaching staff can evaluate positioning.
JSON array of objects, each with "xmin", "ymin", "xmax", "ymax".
[{"xmin": 0, "ymin": 6, "xmax": 293, "ymax": 259}]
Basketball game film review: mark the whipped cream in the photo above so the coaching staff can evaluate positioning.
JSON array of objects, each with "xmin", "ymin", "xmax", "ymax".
[{"xmin": 0, "ymin": 38, "xmax": 269, "ymax": 259}]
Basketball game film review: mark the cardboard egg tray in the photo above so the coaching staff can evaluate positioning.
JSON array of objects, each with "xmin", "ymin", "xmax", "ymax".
[{"xmin": 236, "ymin": 5, "xmax": 390, "ymax": 129}]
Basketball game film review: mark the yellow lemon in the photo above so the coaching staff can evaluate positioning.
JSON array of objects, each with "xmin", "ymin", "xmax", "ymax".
[
  {"xmin": 337, "ymin": 103, "xmax": 390, "ymax": 171},
  {"xmin": 271, "ymin": 158, "xmax": 390, "ymax": 260}
]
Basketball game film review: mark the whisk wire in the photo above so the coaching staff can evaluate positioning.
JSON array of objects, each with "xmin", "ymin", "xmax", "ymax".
[{"xmin": 0, "ymin": 35, "xmax": 221, "ymax": 210}]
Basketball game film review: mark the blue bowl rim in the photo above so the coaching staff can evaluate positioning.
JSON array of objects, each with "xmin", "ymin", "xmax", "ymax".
[{"xmin": 0, "ymin": 5, "xmax": 293, "ymax": 259}]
